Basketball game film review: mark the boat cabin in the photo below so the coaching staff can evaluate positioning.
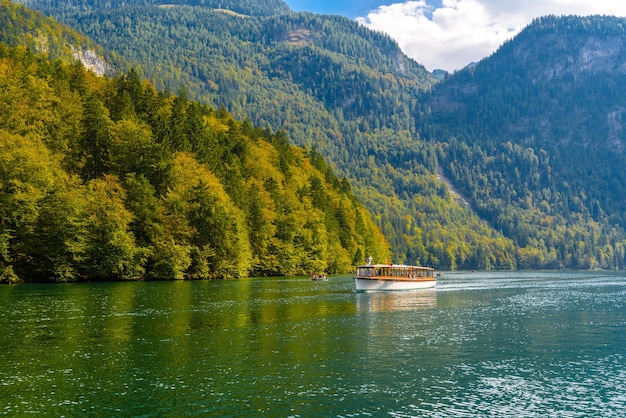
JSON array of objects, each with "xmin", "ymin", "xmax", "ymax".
[{"xmin": 356, "ymin": 264, "xmax": 435, "ymax": 279}]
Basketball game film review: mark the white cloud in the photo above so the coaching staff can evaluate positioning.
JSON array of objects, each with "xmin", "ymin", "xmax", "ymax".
[{"xmin": 357, "ymin": 0, "xmax": 626, "ymax": 72}]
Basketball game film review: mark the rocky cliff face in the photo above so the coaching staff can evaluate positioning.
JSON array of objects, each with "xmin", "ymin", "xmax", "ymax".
[
  {"xmin": 514, "ymin": 34, "xmax": 626, "ymax": 83},
  {"xmin": 71, "ymin": 47, "xmax": 112, "ymax": 76}
]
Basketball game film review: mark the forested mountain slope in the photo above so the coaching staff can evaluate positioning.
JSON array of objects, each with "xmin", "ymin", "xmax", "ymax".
[
  {"xmin": 423, "ymin": 15, "xmax": 626, "ymax": 269},
  {"xmin": 0, "ymin": 0, "xmax": 110, "ymax": 73},
  {"xmin": 17, "ymin": 0, "xmax": 517, "ymax": 269},
  {"xmin": 0, "ymin": 26, "xmax": 390, "ymax": 283},
  {"xmin": 17, "ymin": 2, "xmax": 626, "ymax": 270},
  {"xmin": 19, "ymin": 0, "xmax": 292, "ymax": 17}
]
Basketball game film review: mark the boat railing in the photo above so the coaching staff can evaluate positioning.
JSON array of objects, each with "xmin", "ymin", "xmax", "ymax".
[{"xmin": 357, "ymin": 266, "xmax": 435, "ymax": 279}]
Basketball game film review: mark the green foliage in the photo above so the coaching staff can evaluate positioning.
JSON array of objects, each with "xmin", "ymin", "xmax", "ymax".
[
  {"xmin": 9, "ymin": 2, "xmax": 626, "ymax": 272},
  {"xmin": 43, "ymin": 0, "xmax": 543, "ymax": 269},
  {"xmin": 0, "ymin": 42, "xmax": 388, "ymax": 282},
  {"xmin": 30, "ymin": 177, "xmax": 89, "ymax": 281},
  {"xmin": 0, "ymin": 129, "xmax": 59, "ymax": 281},
  {"xmin": 17, "ymin": 0, "xmax": 465, "ymax": 267},
  {"xmin": 423, "ymin": 15, "xmax": 626, "ymax": 270},
  {"xmin": 0, "ymin": 0, "xmax": 103, "ymax": 62},
  {"xmin": 83, "ymin": 175, "xmax": 146, "ymax": 280},
  {"xmin": 19, "ymin": 0, "xmax": 291, "ymax": 17}
]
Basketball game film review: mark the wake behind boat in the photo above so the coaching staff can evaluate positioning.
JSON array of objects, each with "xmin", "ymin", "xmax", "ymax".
[{"xmin": 355, "ymin": 258, "xmax": 436, "ymax": 292}]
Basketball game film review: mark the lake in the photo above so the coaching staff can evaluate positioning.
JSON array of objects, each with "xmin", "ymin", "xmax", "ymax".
[{"xmin": 1, "ymin": 271, "xmax": 625, "ymax": 416}]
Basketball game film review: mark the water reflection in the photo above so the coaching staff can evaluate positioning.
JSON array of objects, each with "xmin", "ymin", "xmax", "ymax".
[
  {"xmin": 355, "ymin": 289, "xmax": 437, "ymax": 312},
  {"xmin": 2, "ymin": 273, "xmax": 626, "ymax": 416}
]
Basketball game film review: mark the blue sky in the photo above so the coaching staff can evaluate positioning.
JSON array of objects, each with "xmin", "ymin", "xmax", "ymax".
[
  {"xmin": 282, "ymin": 1, "xmax": 626, "ymax": 72},
  {"xmin": 284, "ymin": 0, "xmax": 444, "ymax": 19},
  {"xmin": 282, "ymin": 1, "xmax": 408, "ymax": 19}
]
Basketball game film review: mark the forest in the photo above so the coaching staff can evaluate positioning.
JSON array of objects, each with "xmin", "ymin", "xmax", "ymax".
[
  {"xmin": 14, "ymin": 0, "xmax": 522, "ymax": 269},
  {"xmin": 0, "ymin": 37, "xmax": 390, "ymax": 283},
  {"xmin": 6, "ymin": 1, "xmax": 626, "ymax": 275},
  {"xmin": 423, "ymin": 15, "xmax": 626, "ymax": 269}
]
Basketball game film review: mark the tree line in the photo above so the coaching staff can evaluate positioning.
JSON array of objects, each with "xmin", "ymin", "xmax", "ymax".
[
  {"xmin": 12, "ymin": 1, "xmax": 626, "ymax": 271},
  {"xmin": 422, "ymin": 15, "xmax": 626, "ymax": 269},
  {"xmin": 42, "ymin": 2, "xmax": 540, "ymax": 270},
  {"xmin": 0, "ymin": 44, "xmax": 389, "ymax": 283}
]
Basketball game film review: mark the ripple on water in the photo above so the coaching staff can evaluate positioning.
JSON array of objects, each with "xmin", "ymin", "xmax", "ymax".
[
  {"xmin": 387, "ymin": 354, "xmax": 626, "ymax": 417},
  {"xmin": 2, "ymin": 273, "xmax": 626, "ymax": 416}
]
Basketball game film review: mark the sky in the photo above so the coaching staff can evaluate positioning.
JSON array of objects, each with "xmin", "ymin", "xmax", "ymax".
[{"xmin": 283, "ymin": 0, "xmax": 626, "ymax": 72}]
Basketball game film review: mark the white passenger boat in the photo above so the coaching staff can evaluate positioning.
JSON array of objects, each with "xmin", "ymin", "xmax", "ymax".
[{"xmin": 355, "ymin": 258, "xmax": 436, "ymax": 292}]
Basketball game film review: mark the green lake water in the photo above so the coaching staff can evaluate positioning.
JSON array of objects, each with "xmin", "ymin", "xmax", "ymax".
[{"xmin": 1, "ymin": 271, "xmax": 626, "ymax": 416}]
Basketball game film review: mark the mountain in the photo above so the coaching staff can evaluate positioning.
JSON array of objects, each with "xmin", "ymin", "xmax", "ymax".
[
  {"xmin": 423, "ymin": 15, "xmax": 626, "ymax": 269},
  {"xmin": 0, "ymin": 0, "xmax": 111, "ymax": 74},
  {"xmin": 12, "ymin": 1, "xmax": 626, "ymax": 270},
  {"xmin": 0, "ymin": 2, "xmax": 390, "ymax": 283},
  {"xmin": 16, "ymin": 0, "xmax": 518, "ymax": 270},
  {"xmin": 18, "ymin": 0, "xmax": 292, "ymax": 17}
]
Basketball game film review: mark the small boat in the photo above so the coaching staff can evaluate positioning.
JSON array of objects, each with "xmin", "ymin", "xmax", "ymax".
[{"xmin": 355, "ymin": 258, "xmax": 436, "ymax": 292}]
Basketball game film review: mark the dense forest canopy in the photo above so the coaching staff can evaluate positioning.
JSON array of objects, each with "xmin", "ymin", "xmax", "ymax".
[
  {"xmin": 423, "ymin": 15, "xmax": 626, "ymax": 269},
  {"xmin": 0, "ymin": 35, "xmax": 390, "ymax": 283},
  {"xmin": 16, "ymin": 0, "xmax": 292, "ymax": 16},
  {"xmin": 0, "ymin": 0, "xmax": 106, "ymax": 64},
  {"xmin": 15, "ymin": 0, "xmax": 520, "ymax": 270},
  {"xmin": 5, "ymin": 1, "xmax": 626, "ymax": 274}
]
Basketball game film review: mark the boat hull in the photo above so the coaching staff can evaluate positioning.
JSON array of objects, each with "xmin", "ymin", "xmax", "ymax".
[{"xmin": 355, "ymin": 277, "xmax": 436, "ymax": 292}]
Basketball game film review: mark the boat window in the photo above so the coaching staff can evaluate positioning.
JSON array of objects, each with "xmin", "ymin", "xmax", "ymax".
[{"xmin": 358, "ymin": 267, "xmax": 374, "ymax": 276}]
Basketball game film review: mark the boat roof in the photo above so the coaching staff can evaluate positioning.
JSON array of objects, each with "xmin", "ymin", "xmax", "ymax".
[{"xmin": 357, "ymin": 264, "xmax": 434, "ymax": 270}]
